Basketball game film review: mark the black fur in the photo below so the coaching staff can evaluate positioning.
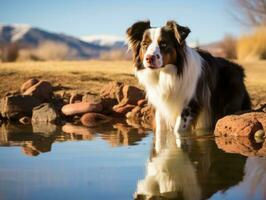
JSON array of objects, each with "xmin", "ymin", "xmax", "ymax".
[{"xmin": 191, "ymin": 49, "xmax": 251, "ymax": 128}]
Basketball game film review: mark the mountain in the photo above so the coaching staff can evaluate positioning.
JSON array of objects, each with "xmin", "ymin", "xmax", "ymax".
[
  {"xmin": 80, "ymin": 35, "xmax": 126, "ymax": 49},
  {"xmin": 0, "ymin": 24, "xmax": 110, "ymax": 60}
]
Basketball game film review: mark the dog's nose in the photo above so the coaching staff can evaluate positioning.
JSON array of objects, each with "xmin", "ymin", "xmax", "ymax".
[{"xmin": 146, "ymin": 54, "xmax": 156, "ymax": 64}]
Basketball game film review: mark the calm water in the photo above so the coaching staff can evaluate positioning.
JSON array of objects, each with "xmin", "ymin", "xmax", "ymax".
[{"xmin": 0, "ymin": 122, "xmax": 265, "ymax": 200}]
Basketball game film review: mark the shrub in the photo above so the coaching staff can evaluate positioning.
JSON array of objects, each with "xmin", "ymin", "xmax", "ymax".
[
  {"xmin": 237, "ymin": 27, "xmax": 266, "ymax": 60},
  {"xmin": 219, "ymin": 34, "xmax": 237, "ymax": 59}
]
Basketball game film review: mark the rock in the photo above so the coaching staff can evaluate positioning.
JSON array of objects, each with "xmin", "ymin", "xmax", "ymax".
[
  {"xmin": 126, "ymin": 104, "xmax": 155, "ymax": 129},
  {"xmin": 141, "ymin": 104, "xmax": 155, "ymax": 122},
  {"xmin": 215, "ymin": 112, "xmax": 266, "ymax": 137},
  {"xmin": 4, "ymin": 90, "xmax": 20, "ymax": 97},
  {"xmin": 137, "ymin": 99, "xmax": 147, "ymax": 107},
  {"xmin": 20, "ymin": 78, "xmax": 39, "ymax": 93},
  {"xmin": 126, "ymin": 106, "xmax": 142, "ymax": 120},
  {"xmin": 121, "ymin": 85, "xmax": 145, "ymax": 105},
  {"xmin": 19, "ymin": 116, "xmax": 31, "ymax": 124},
  {"xmin": 100, "ymin": 81, "xmax": 124, "ymax": 102},
  {"xmin": 61, "ymin": 101, "xmax": 103, "ymax": 116},
  {"xmin": 112, "ymin": 104, "xmax": 135, "ymax": 116},
  {"xmin": 32, "ymin": 103, "xmax": 60, "ymax": 123},
  {"xmin": 69, "ymin": 93, "xmax": 83, "ymax": 104},
  {"xmin": 100, "ymin": 97, "xmax": 117, "ymax": 114},
  {"xmin": 80, "ymin": 113, "xmax": 111, "ymax": 127},
  {"xmin": 215, "ymin": 136, "xmax": 266, "ymax": 157},
  {"xmin": 23, "ymin": 81, "xmax": 53, "ymax": 102},
  {"xmin": 1, "ymin": 95, "xmax": 41, "ymax": 119},
  {"xmin": 82, "ymin": 94, "xmax": 96, "ymax": 103}
]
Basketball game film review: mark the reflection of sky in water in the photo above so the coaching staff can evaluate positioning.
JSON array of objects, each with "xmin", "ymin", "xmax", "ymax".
[
  {"xmin": 0, "ymin": 136, "xmax": 152, "ymax": 200},
  {"xmin": 0, "ymin": 124, "xmax": 265, "ymax": 200}
]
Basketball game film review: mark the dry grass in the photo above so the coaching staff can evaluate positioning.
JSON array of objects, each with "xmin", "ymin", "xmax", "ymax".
[
  {"xmin": 0, "ymin": 60, "xmax": 137, "ymax": 96},
  {"xmin": 0, "ymin": 60, "xmax": 265, "ymax": 107},
  {"xmin": 237, "ymin": 27, "xmax": 266, "ymax": 60}
]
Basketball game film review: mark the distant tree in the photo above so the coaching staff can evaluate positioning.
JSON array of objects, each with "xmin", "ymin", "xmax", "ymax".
[{"xmin": 232, "ymin": 0, "xmax": 266, "ymax": 26}]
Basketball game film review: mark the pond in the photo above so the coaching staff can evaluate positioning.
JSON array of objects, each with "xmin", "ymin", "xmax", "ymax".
[{"xmin": 0, "ymin": 122, "xmax": 265, "ymax": 200}]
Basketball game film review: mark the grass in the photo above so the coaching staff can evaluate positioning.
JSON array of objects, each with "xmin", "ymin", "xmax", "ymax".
[{"xmin": 0, "ymin": 60, "xmax": 265, "ymax": 107}]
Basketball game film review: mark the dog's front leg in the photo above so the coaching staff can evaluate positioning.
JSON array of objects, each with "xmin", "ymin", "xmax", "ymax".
[{"xmin": 174, "ymin": 100, "xmax": 200, "ymax": 134}]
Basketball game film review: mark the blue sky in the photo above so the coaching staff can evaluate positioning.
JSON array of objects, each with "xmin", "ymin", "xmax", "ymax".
[{"xmin": 0, "ymin": 0, "xmax": 246, "ymax": 44}]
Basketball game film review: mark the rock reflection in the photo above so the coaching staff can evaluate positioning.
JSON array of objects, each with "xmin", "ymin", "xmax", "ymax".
[
  {"xmin": 0, "ymin": 121, "xmax": 150, "ymax": 156},
  {"xmin": 215, "ymin": 136, "xmax": 266, "ymax": 157},
  {"xmin": 135, "ymin": 131, "xmax": 248, "ymax": 200}
]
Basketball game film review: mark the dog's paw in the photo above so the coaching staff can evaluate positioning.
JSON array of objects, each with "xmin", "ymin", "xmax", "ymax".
[{"xmin": 174, "ymin": 116, "xmax": 192, "ymax": 135}]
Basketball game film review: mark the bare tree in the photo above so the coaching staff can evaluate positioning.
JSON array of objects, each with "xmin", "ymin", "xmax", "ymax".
[{"xmin": 232, "ymin": 0, "xmax": 266, "ymax": 26}]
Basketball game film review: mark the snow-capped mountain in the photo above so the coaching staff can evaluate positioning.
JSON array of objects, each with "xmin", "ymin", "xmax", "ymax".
[
  {"xmin": 0, "ymin": 24, "xmax": 110, "ymax": 59},
  {"xmin": 0, "ymin": 24, "xmax": 31, "ymax": 42},
  {"xmin": 80, "ymin": 34, "xmax": 126, "ymax": 48}
]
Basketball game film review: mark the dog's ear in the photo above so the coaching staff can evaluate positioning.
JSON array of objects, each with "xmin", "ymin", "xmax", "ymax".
[
  {"xmin": 126, "ymin": 21, "xmax": 151, "ymax": 54},
  {"xmin": 165, "ymin": 20, "xmax": 190, "ymax": 44}
]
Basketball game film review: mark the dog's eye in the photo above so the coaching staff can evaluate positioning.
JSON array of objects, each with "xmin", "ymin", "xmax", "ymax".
[
  {"xmin": 142, "ymin": 43, "xmax": 148, "ymax": 48},
  {"xmin": 160, "ymin": 42, "xmax": 167, "ymax": 48}
]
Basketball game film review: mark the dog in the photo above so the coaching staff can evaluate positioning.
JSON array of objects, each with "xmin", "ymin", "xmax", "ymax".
[{"xmin": 126, "ymin": 20, "xmax": 251, "ymax": 135}]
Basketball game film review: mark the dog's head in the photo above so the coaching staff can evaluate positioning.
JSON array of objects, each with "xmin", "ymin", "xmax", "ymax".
[{"xmin": 126, "ymin": 20, "xmax": 190, "ymax": 72}]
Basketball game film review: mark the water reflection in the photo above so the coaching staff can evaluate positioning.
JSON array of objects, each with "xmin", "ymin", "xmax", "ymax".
[
  {"xmin": 0, "ymin": 122, "xmax": 149, "ymax": 157},
  {"xmin": 1, "ymin": 122, "xmax": 266, "ymax": 200},
  {"xmin": 134, "ymin": 130, "xmax": 266, "ymax": 200},
  {"xmin": 209, "ymin": 157, "xmax": 266, "ymax": 200}
]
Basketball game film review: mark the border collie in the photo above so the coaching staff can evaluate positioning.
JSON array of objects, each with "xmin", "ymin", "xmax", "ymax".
[{"xmin": 126, "ymin": 20, "xmax": 251, "ymax": 135}]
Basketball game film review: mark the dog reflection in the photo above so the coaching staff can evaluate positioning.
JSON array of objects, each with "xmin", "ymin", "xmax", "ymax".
[{"xmin": 135, "ymin": 131, "xmax": 201, "ymax": 200}]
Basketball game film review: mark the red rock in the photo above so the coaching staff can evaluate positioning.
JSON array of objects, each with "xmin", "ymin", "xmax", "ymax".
[
  {"xmin": 20, "ymin": 79, "xmax": 39, "ymax": 93},
  {"xmin": 69, "ymin": 93, "xmax": 83, "ymax": 104},
  {"xmin": 100, "ymin": 97, "xmax": 118, "ymax": 114},
  {"xmin": 121, "ymin": 85, "xmax": 145, "ymax": 105},
  {"xmin": 137, "ymin": 99, "xmax": 147, "ymax": 107},
  {"xmin": 126, "ymin": 104, "xmax": 155, "ymax": 128},
  {"xmin": 113, "ymin": 104, "xmax": 135, "ymax": 116},
  {"xmin": 100, "ymin": 81, "xmax": 124, "ymax": 101},
  {"xmin": 61, "ymin": 101, "xmax": 103, "ymax": 116},
  {"xmin": 23, "ymin": 81, "xmax": 53, "ymax": 102},
  {"xmin": 126, "ymin": 106, "xmax": 142, "ymax": 119},
  {"xmin": 215, "ymin": 112, "xmax": 266, "ymax": 137},
  {"xmin": 80, "ymin": 113, "xmax": 111, "ymax": 127},
  {"xmin": 141, "ymin": 105, "xmax": 155, "ymax": 122}
]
